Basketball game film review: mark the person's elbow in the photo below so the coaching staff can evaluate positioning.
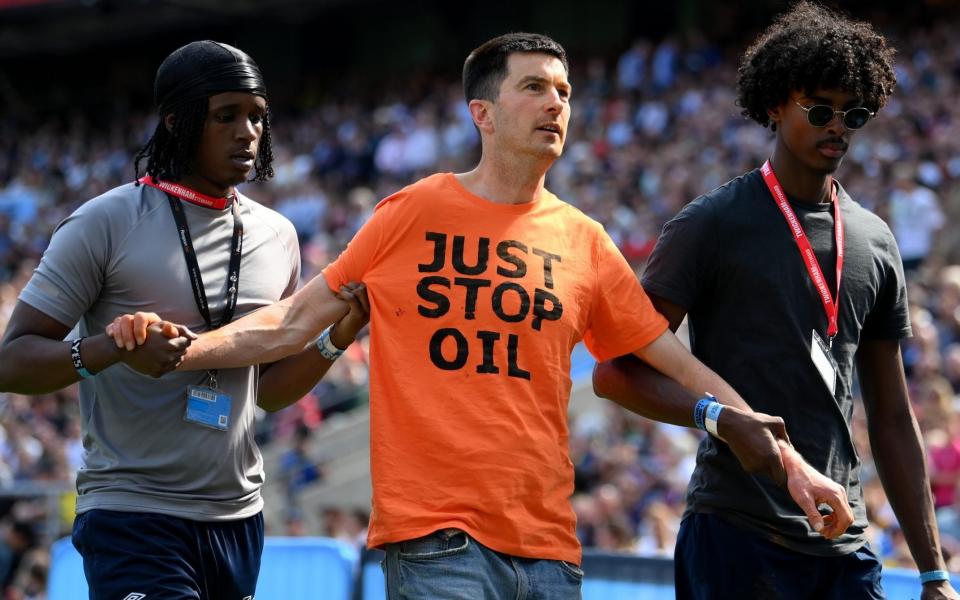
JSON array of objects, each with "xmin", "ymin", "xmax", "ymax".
[
  {"xmin": 256, "ymin": 391, "xmax": 299, "ymax": 413},
  {"xmin": 592, "ymin": 360, "xmax": 616, "ymax": 399},
  {"xmin": 592, "ymin": 355, "xmax": 639, "ymax": 400},
  {"xmin": 256, "ymin": 399, "xmax": 283, "ymax": 413},
  {"xmin": 0, "ymin": 343, "xmax": 22, "ymax": 392},
  {"xmin": 0, "ymin": 364, "xmax": 11, "ymax": 393}
]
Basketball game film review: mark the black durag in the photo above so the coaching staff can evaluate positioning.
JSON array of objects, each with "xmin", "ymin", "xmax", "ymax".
[{"xmin": 155, "ymin": 40, "xmax": 267, "ymax": 113}]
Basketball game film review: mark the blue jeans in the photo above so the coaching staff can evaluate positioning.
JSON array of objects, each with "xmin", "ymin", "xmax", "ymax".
[
  {"xmin": 675, "ymin": 512, "xmax": 884, "ymax": 600},
  {"xmin": 383, "ymin": 529, "xmax": 583, "ymax": 599}
]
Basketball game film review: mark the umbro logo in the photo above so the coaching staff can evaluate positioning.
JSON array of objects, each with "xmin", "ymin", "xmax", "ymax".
[{"xmin": 122, "ymin": 595, "xmax": 146, "ymax": 600}]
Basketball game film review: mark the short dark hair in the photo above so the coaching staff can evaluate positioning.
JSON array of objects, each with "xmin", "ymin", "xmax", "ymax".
[
  {"xmin": 737, "ymin": 1, "xmax": 896, "ymax": 128},
  {"xmin": 462, "ymin": 32, "xmax": 568, "ymax": 103}
]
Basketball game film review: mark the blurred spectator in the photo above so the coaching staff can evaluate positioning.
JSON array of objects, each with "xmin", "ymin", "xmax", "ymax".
[
  {"xmin": 616, "ymin": 40, "xmax": 650, "ymax": 93},
  {"xmin": 890, "ymin": 165, "xmax": 945, "ymax": 271},
  {"xmin": 319, "ymin": 507, "xmax": 368, "ymax": 551},
  {"xmin": 278, "ymin": 425, "xmax": 325, "ymax": 509},
  {"xmin": 0, "ymin": 520, "xmax": 36, "ymax": 591}
]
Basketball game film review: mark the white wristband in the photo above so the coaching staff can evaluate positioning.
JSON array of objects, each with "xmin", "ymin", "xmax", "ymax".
[
  {"xmin": 315, "ymin": 325, "xmax": 345, "ymax": 361},
  {"xmin": 705, "ymin": 402, "xmax": 724, "ymax": 437}
]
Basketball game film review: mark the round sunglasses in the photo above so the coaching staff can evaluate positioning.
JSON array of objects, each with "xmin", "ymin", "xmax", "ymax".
[{"xmin": 794, "ymin": 101, "xmax": 875, "ymax": 130}]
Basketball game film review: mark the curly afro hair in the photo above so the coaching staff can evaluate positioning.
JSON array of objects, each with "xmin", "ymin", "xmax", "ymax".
[{"xmin": 737, "ymin": 1, "xmax": 896, "ymax": 129}]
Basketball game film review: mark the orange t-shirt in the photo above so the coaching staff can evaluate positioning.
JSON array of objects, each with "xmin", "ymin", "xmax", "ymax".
[{"xmin": 323, "ymin": 173, "xmax": 668, "ymax": 564}]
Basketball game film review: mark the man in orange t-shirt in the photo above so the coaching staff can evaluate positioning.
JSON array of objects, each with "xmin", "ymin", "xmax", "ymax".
[
  {"xmin": 110, "ymin": 32, "xmax": 854, "ymax": 599},
  {"xmin": 320, "ymin": 170, "xmax": 669, "ymax": 566}
]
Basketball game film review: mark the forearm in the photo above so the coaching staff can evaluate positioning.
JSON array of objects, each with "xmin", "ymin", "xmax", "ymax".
[
  {"xmin": 594, "ymin": 353, "xmax": 714, "ymax": 426},
  {"xmin": 181, "ymin": 278, "xmax": 348, "ymax": 371},
  {"xmin": 779, "ymin": 439, "xmax": 810, "ymax": 477},
  {"xmin": 869, "ymin": 411, "xmax": 946, "ymax": 572},
  {"xmin": 858, "ymin": 340, "xmax": 947, "ymax": 573},
  {"xmin": 595, "ymin": 353, "xmax": 775, "ymax": 443},
  {"xmin": 257, "ymin": 347, "xmax": 335, "ymax": 412},
  {"xmin": 631, "ymin": 330, "xmax": 753, "ymax": 412},
  {"xmin": 0, "ymin": 333, "xmax": 120, "ymax": 394},
  {"xmin": 599, "ymin": 331, "xmax": 797, "ymax": 484}
]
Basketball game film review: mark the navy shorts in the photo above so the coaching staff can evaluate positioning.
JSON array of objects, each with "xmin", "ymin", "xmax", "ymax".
[
  {"xmin": 675, "ymin": 512, "xmax": 884, "ymax": 600},
  {"xmin": 72, "ymin": 509, "xmax": 264, "ymax": 600}
]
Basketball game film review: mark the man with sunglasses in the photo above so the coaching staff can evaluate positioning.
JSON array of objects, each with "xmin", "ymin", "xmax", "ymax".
[{"xmin": 594, "ymin": 2, "xmax": 958, "ymax": 599}]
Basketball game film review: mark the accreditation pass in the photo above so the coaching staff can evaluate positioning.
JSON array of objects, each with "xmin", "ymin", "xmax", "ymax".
[
  {"xmin": 810, "ymin": 330, "xmax": 838, "ymax": 396},
  {"xmin": 184, "ymin": 385, "xmax": 232, "ymax": 431}
]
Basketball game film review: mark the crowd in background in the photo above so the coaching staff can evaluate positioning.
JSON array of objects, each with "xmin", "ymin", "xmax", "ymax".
[{"xmin": 1, "ymin": 13, "xmax": 960, "ymax": 598}]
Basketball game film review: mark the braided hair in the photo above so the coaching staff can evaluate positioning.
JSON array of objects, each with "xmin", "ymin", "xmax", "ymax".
[
  {"xmin": 133, "ymin": 102, "xmax": 275, "ymax": 184},
  {"xmin": 133, "ymin": 40, "xmax": 275, "ymax": 184}
]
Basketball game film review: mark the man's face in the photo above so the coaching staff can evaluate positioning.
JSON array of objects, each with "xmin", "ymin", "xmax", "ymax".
[
  {"xmin": 774, "ymin": 88, "xmax": 866, "ymax": 174},
  {"xmin": 192, "ymin": 91, "xmax": 266, "ymax": 189},
  {"xmin": 488, "ymin": 52, "xmax": 571, "ymax": 160}
]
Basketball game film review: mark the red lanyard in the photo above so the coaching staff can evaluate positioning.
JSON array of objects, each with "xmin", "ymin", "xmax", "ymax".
[
  {"xmin": 139, "ymin": 176, "xmax": 233, "ymax": 210},
  {"xmin": 139, "ymin": 175, "xmax": 243, "ymax": 329},
  {"xmin": 761, "ymin": 160, "xmax": 844, "ymax": 341}
]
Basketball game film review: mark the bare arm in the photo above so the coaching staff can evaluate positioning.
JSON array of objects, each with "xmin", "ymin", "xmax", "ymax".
[
  {"xmin": 0, "ymin": 302, "xmax": 189, "ymax": 394},
  {"xmin": 598, "ymin": 296, "xmax": 757, "ymax": 426},
  {"xmin": 179, "ymin": 275, "xmax": 349, "ymax": 370},
  {"xmin": 257, "ymin": 283, "xmax": 370, "ymax": 412},
  {"xmin": 595, "ymin": 351, "xmax": 783, "ymax": 473},
  {"xmin": 593, "ymin": 294, "xmax": 852, "ymax": 537},
  {"xmin": 632, "ymin": 328, "xmax": 754, "ymax": 412},
  {"xmin": 104, "ymin": 281, "xmax": 368, "ymax": 411},
  {"xmin": 858, "ymin": 339, "xmax": 958, "ymax": 599}
]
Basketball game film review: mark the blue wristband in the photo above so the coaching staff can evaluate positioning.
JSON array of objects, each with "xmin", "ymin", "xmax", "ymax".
[
  {"xmin": 705, "ymin": 402, "xmax": 724, "ymax": 437},
  {"xmin": 693, "ymin": 395, "xmax": 715, "ymax": 431},
  {"xmin": 315, "ymin": 326, "xmax": 345, "ymax": 361},
  {"xmin": 919, "ymin": 570, "xmax": 950, "ymax": 584}
]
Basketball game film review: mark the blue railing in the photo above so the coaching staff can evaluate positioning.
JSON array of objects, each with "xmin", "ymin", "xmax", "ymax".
[{"xmin": 49, "ymin": 536, "xmax": 957, "ymax": 599}]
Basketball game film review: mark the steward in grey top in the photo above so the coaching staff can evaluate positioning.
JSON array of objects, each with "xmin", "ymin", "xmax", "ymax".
[
  {"xmin": 0, "ymin": 39, "xmax": 369, "ymax": 599},
  {"xmin": 19, "ymin": 181, "xmax": 300, "ymax": 520}
]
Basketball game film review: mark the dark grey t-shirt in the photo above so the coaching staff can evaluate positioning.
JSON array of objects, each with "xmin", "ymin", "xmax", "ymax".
[
  {"xmin": 642, "ymin": 169, "xmax": 910, "ymax": 556},
  {"xmin": 19, "ymin": 182, "xmax": 300, "ymax": 521}
]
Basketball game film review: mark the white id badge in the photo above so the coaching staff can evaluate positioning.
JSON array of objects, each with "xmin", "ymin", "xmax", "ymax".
[
  {"xmin": 184, "ymin": 385, "xmax": 232, "ymax": 431},
  {"xmin": 810, "ymin": 330, "xmax": 838, "ymax": 396}
]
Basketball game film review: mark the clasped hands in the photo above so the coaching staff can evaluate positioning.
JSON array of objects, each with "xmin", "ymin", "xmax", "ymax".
[{"xmin": 103, "ymin": 282, "xmax": 369, "ymax": 377}]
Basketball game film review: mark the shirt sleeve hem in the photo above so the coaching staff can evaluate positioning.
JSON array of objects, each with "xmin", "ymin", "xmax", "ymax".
[
  {"xmin": 639, "ymin": 277, "xmax": 693, "ymax": 311},
  {"xmin": 859, "ymin": 326, "xmax": 913, "ymax": 341},
  {"xmin": 16, "ymin": 290, "xmax": 77, "ymax": 329},
  {"xmin": 320, "ymin": 267, "xmax": 343, "ymax": 294},
  {"xmin": 589, "ymin": 318, "xmax": 669, "ymax": 363}
]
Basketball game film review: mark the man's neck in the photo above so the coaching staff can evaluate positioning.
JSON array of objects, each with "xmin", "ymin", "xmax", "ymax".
[
  {"xmin": 456, "ymin": 150, "xmax": 552, "ymax": 205},
  {"xmin": 769, "ymin": 140, "xmax": 833, "ymax": 204},
  {"xmin": 177, "ymin": 174, "xmax": 234, "ymax": 200}
]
